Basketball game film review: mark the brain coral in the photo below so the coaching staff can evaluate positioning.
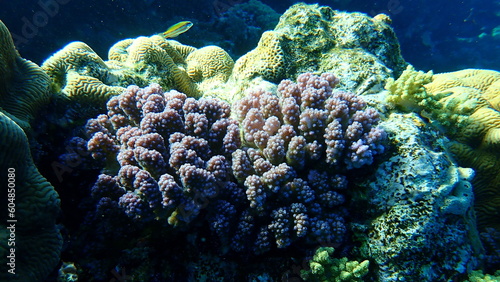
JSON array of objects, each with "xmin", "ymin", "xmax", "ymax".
[
  {"xmin": 0, "ymin": 111, "xmax": 62, "ymax": 282},
  {"xmin": 85, "ymin": 83, "xmax": 241, "ymax": 225},
  {"xmin": 41, "ymin": 41, "xmax": 125, "ymax": 105},
  {"xmin": 107, "ymin": 35, "xmax": 201, "ymax": 98},
  {"xmin": 230, "ymin": 3, "xmax": 407, "ymax": 97},
  {"xmin": 0, "ymin": 21, "xmax": 61, "ymax": 280},
  {"xmin": 186, "ymin": 45, "xmax": 234, "ymax": 93},
  {"xmin": 42, "ymin": 34, "xmax": 235, "ymax": 109},
  {"xmin": 0, "ymin": 20, "xmax": 51, "ymax": 130}
]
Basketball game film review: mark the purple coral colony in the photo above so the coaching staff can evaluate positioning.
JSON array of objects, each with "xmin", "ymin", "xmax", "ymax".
[{"xmin": 77, "ymin": 72, "xmax": 385, "ymax": 276}]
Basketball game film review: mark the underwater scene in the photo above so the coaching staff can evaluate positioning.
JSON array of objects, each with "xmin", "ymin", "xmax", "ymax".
[{"xmin": 0, "ymin": 0, "xmax": 499, "ymax": 281}]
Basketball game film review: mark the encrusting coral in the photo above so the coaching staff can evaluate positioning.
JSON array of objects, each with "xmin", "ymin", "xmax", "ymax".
[
  {"xmin": 229, "ymin": 3, "xmax": 407, "ymax": 100},
  {"xmin": 357, "ymin": 112, "xmax": 482, "ymax": 280}
]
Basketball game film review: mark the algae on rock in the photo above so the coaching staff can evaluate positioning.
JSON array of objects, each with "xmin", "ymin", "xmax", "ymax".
[{"xmin": 355, "ymin": 112, "xmax": 483, "ymax": 280}]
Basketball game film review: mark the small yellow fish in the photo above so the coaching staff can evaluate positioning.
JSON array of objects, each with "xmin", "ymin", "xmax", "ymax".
[{"xmin": 161, "ymin": 21, "xmax": 193, "ymax": 38}]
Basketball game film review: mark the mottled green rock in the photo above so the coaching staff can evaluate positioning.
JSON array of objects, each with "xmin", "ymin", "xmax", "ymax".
[
  {"xmin": 355, "ymin": 111, "xmax": 483, "ymax": 280},
  {"xmin": 231, "ymin": 3, "xmax": 407, "ymax": 96}
]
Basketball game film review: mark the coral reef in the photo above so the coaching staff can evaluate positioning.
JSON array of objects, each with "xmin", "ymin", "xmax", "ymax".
[
  {"xmin": 229, "ymin": 3, "xmax": 407, "ymax": 101},
  {"xmin": 356, "ymin": 112, "xmax": 482, "ymax": 280},
  {"xmin": 2, "ymin": 1, "xmax": 498, "ymax": 280},
  {"xmin": 300, "ymin": 247, "xmax": 369, "ymax": 282},
  {"xmin": 85, "ymin": 83, "xmax": 240, "ymax": 225},
  {"xmin": 81, "ymin": 73, "xmax": 386, "ymax": 259},
  {"xmin": 0, "ymin": 20, "xmax": 51, "ymax": 130}
]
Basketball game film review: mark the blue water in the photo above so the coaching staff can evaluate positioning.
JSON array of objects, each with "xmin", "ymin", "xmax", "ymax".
[{"xmin": 1, "ymin": 0, "xmax": 499, "ymax": 72}]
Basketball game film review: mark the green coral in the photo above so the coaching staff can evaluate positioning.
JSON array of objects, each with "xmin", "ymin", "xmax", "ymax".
[
  {"xmin": 0, "ymin": 112, "xmax": 62, "ymax": 282},
  {"xmin": 0, "ymin": 20, "xmax": 51, "ymax": 130},
  {"xmin": 384, "ymin": 65, "xmax": 470, "ymax": 129},
  {"xmin": 300, "ymin": 247, "xmax": 369, "ymax": 282},
  {"xmin": 0, "ymin": 20, "xmax": 62, "ymax": 282},
  {"xmin": 385, "ymin": 65, "xmax": 437, "ymax": 111},
  {"xmin": 467, "ymin": 270, "xmax": 500, "ymax": 282}
]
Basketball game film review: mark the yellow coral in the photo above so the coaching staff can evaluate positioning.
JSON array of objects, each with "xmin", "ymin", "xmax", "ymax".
[
  {"xmin": 42, "ymin": 41, "xmax": 108, "ymax": 87},
  {"xmin": 63, "ymin": 71, "xmax": 124, "ymax": 104},
  {"xmin": 423, "ymin": 69, "xmax": 500, "ymax": 148},
  {"xmin": 114, "ymin": 36, "xmax": 201, "ymax": 97},
  {"xmin": 43, "ymin": 33, "xmax": 211, "ymax": 102},
  {"xmin": 125, "ymin": 36, "xmax": 178, "ymax": 66},
  {"xmin": 165, "ymin": 39, "xmax": 196, "ymax": 61},
  {"xmin": 385, "ymin": 65, "xmax": 434, "ymax": 111},
  {"xmin": 108, "ymin": 38, "xmax": 134, "ymax": 62},
  {"xmin": 232, "ymin": 31, "xmax": 285, "ymax": 82},
  {"xmin": 301, "ymin": 247, "xmax": 369, "ymax": 281},
  {"xmin": 426, "ymin": 69, "xmax": 500, "ymax": 94},
  {"xmin": 422, "ymin": 69, "xmax": 500, "ymax": 233},
  {"xmin": 186, "ymin": 45, "xmax": 234, "ymax": 92},
  {"xmin": 372, "ymin": 13, "xmax": 392, "ymax": 24},
  {"xmin": 483, "ymin": 80, "xmax": 500, "ymax": 110},
  {"xmin": 466, "ymin": 270, "xmax": 500, "ymax": 282}
]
